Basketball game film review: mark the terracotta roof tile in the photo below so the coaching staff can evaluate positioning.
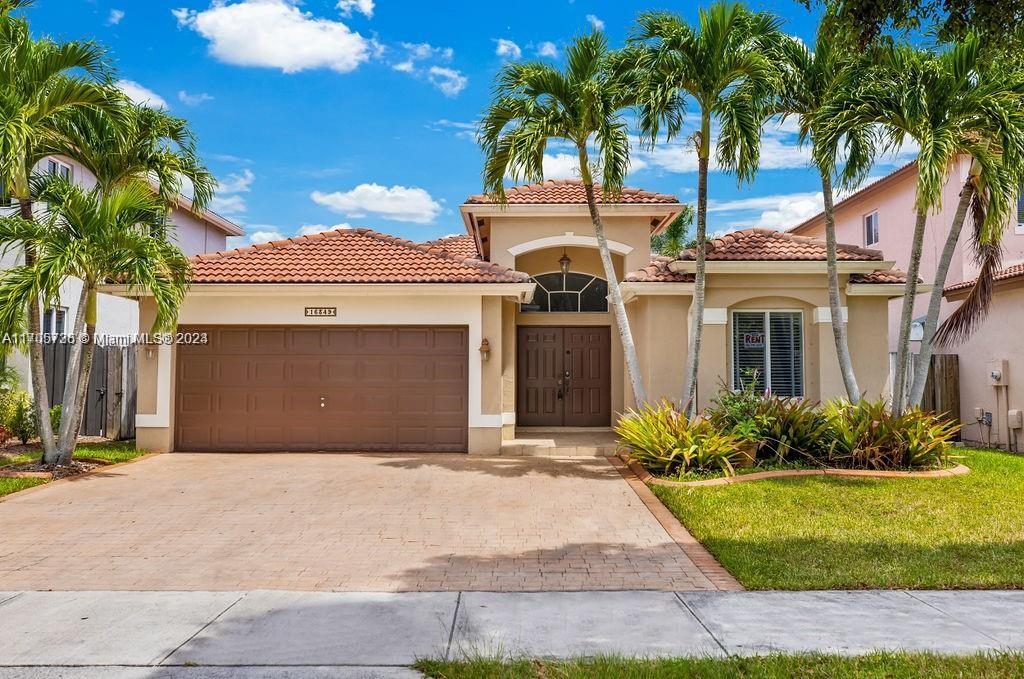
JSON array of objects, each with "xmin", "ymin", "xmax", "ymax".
[
  {"xmin": 625, "ymin": 257, "xmax": 694, "ymax": 283},
  {"xmin": 850, "ymin": 269, "xmax": 909, "ymax": 284},
  {"xmin": 945, "ymin": 262, "xmax": 1024, "ymax": 292},
  {"xmin": 466, "ymin": 179, "xmax": 678, "ymax": 205},
  {"xmin": 420, "ymin": 234, "xmax": 479, "ymax": 260},
  {"xmin": 190, "ymin": 227, "xmax": 530, "ymax": 284},
  {"xmin": 678, "ymin": 229, "xmax": 883, "ymax": 262}
]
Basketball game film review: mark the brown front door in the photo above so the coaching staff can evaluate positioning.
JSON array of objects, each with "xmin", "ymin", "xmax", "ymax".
[
  {"xmin": 174, "ymin": 326, "xmax": 468, "ymax": 452},
  {"xmin": 516, "ymin": 326, "xmax": 611, "ymax": 427}
]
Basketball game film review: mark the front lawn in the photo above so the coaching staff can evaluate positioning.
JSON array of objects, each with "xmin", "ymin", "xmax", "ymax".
[
  {"xmin": 652, "ymin": 448, "xmax": 1024, "ymax": 590},
  {"xmin": 0, "ymin": 476, "xmax": 46, "ymax": 497},
  {"xmin": 416, "ymin": 653, "xmax": 1024, "ymax": 678}
]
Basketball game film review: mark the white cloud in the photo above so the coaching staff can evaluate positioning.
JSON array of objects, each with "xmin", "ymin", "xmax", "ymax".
[
  {"xmin": 536, "ymin": 41, "xmax": 558, "ymax": 58},
  {"xmin": 586, "ymin": 14, "xmax": 605, "ymax": 31},
  {"xmin": 116, "ymin": 80, "xmax": 168, "ymax": 109},
  {"xmin": 178, "ymin": 90, "xmax": 214, "ymax": 106},
  {"xmin": 297, "ymin": 223, "xmax": 355, "ymax": 235},
  {"xmin": 311, "ymin": 183, "xmax": 442, "ymax": 223},
  {"xmin": 106, "ymin": 9, "xmax": 125, "ymax": 25},
  {"xmin": 495, "ymin": 38, "xmax": 522, "ymax": 60},
  {"xmin": 217, "ymin": 168, "xmax": 255, "ymax": 194},
  {"xmin": 709, "ymin": 191, "xmax": 824, "ymax": 231},
  {"xmin": 392, "ymin": 60, "xmax": 415, "ymax": 73},
  {"xmin": 428, "ymin": 119, "xmax": 477, "ymax": 140},
  {"xmin": 542, "ymin": 154, "xmax": 579, "ymax": 180},
  {"xmin": 398, "ymin": 42, "xmax": 453, "ymax": 62},
  {"xmin": 173, "ymin": 0, "xmax": 373, "ymax": 74},
  {"xmin": 209, "ymin": 194, "xmax": 247, "ymax": 215},
  {"xmin": 336, "ymin": 0, "xmax": 373, "ymax": 18},
  {"xmin": 428, "ymin": 66, "xmax": 468, "ymax": 97}
]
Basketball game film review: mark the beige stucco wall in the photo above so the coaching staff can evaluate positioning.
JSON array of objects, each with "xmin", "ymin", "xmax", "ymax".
[{"xmin": 947, "ymin": 282, "xmax": 1024, "ymax": 449}]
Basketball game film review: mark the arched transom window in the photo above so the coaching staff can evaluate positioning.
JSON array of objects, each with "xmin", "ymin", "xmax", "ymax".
[{"xmin": 522, "ymin": 272, "xmax": 609, "ymax": 313}]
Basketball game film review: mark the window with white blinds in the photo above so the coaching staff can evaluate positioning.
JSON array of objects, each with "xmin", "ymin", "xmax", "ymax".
[{"xmin": 731, "ymin": 311, "xmax": 804, "ymax": 397}]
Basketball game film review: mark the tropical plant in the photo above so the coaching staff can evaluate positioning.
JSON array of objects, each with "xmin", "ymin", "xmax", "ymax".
[
  {"xmin": 9, "ymin": 390, "xmax": 34, "ymax": 444},
  {"xmin": 821, "ymin": 35, "xmax": 1024, "ymax": 413},
  {"xmin": 650, "ymin": 204, "xmax": 694, "ymax": 257},
  {"xmin": 775, "ymin": 27, "xmax": 875, "ymax": 402},
  {"xmin": 479, "ymin": 32, "xmax": 677, "ymax": 404},
  {"xmin": 616, "ymin": 2, "xmax": 783, "ymax": 412},
  {"xmin": 615, "ymin": 400, "xmax": 744, "ymax": 478},
  {"xmin": 0, "ymin": 4, "xmax": 108, "ymax": 462},
  {"xmin": 0, "ymin": 177, "xmax": 191, "ymax": 464},
  {"xmin": 822, "ymin": 399, "xmax": 959, "ymax": 469}
]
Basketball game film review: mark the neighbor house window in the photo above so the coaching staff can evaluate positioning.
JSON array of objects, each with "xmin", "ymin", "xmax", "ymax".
[
  {"xmin": 42, "ymin": 307, "xmax": 67, "ymax": 336},
  {"xmin": 1016, "ymin": 184, "xmax": 1024, "ymax": 235},
  {"xmin": 863, "ymin": 211, "xmax": 879, "ymax": 246},
  {"xmin": 47, "ymin": 159, "xmax": 72, "ymax": 182},
  {"xmin": 521, "ymin": 272, "xmax": 608, "ymax": 312},
  {"xmin": 732, "ymin": 311, "xmax": 804, "ymax": 397}
]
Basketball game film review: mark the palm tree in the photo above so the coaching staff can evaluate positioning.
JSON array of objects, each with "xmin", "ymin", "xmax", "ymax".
[
  {"xmin": 651, "ymin": 204, "xmax": 694, "ymax": 257},
  {"xmin": 0, "ymin": 5, "xmax": 107, "ymax": 462},
  {"xmin": 822, "ymin": 35, "xmax": 1024, "ymax": 412},
  {"xmin": 618, "ymin": 2, "xmax": 782, "ymax": 410},
  {"xmin": 775, "ymin": 28, "xmax": 875, "ymax": 402},
  {"xmin": 479, "ymin": 33, "xmax": 675, "ymax": 405},
  {"xmin": 0, "ymin": 178, "xmax": 191, "ymax": 464}
]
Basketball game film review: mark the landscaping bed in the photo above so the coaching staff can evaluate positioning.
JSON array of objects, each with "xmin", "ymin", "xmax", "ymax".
[
  {"xmin": 652, "ymin": 447, "xmax": 1024, "ymax": 590},
  {"xmin": 416, "ymin": 652, "xmax": 1024, "ymax": 678},
  {"xmin": 0, "ymin": 439, "xmax": 148, "ymax": 497}
]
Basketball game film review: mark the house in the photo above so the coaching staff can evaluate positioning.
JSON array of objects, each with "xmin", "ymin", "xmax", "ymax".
[
  {"xmin": 788, "ymin": 158, "xmax": 1024, "ymax": 446},
  {"xmin": 1, "ymin": 153, "xmax": 243, "ymax": 389},
  {"xmin": 105, "ymin": 179, "xmax": 907, "ymax": 455}
]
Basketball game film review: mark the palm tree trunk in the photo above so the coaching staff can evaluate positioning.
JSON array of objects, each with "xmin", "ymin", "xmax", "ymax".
[
  {"xmin": 681, "ymin": 113, "xmax": 711, "ymax": 415},
  {"xmin": 56, "ymin": 285, "xmax": 95, "ymax": 465},
  {"xmin": 820, "ymin": 171, "xmax": 860, "ymax": 402},
  {"xmin": 577, "ymin": 147, "xmax": 648, "ymax": 405},
  {"xmin": 17, "ymin": 198, "xmax": 58, "ymax": 463},
  {"xmin": 907, "ymin": 179, "xmax": 975, "ymax": 408},
  {"xmin": 55, "ymin": 285, "xmax": 89, "ymax": 462},
  {"xmin": 892, "ymin": 208, "xmax": 929, "ymax": 415}
]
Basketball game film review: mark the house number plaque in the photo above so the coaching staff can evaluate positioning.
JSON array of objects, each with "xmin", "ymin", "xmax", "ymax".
[{"xmin": 304, "ymin": 307, "xmax": 337, "ymax": 317}]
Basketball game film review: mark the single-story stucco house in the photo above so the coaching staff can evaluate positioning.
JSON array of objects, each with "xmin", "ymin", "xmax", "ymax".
[{"xmin": 103, "ymin": 180, "xmax": 912, "ymax": 455}]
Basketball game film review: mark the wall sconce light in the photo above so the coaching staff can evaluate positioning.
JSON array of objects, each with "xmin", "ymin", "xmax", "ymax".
[
  {"xmin": 145, "ymin": 345, "xmax": 155, "ymax": 359},
  {"xmin": 479, "ymin": 338, "xmax": 491, "ymax": 361},
  {"xmin": 559, "ymin": 248, "xmax": 572, "ymax": 276}
]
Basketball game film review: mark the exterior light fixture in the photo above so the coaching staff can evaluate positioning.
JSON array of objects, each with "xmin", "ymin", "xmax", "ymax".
[
  {"xmin": 479, "ymin": 338, "xmax": 491, "ymax": 361},
  {"xmin": 559, "ymin": 249, "xmax": 571, "ymax": 276}
]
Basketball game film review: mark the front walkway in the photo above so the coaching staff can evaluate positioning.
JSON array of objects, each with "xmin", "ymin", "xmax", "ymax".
[
  {"xmin": 1, "ymin": 589, "xmax": 1022, "ymax": 674},
  {"xmin": 0, "ymin": 452, "xmax": 733, "ymax": 592}
]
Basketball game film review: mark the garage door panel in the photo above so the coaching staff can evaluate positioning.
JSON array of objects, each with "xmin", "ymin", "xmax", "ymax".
[{"xmin": 175, "ymin": 326, "xmax": 468, "ymax": 452}]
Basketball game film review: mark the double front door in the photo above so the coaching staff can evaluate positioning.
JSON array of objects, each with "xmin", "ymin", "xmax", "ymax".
[{"xmin": 516, "ymin": 326, "xmax": 611, "ymax": 427}]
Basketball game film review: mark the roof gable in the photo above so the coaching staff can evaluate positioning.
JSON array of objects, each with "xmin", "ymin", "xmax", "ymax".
[
  {"xmin": 679, "ymin": 228, "xmax": 883, "ymax": 262},
  {"xmin": 190, "ymin": 228, "xmax": 529, "ymax": 284},
  {"xmin": 465, "ymin": 179, "xmax": 679, "ymax": 205}
]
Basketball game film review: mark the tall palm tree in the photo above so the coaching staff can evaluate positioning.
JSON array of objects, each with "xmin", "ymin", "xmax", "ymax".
[
  {"xmin": 0, "ymin": 178, "xmax": 191, "ymax": 463},
  {"xmin": 479, "ymin": 33, "xmax": 675, "ymax": 405},
  {"xmin": 775, "ymin": 28, "xmax": 875, "ymax": 402},
  {"xmin": 0, "ymin": 6, "xmax": 107, "ymax": 462},
  {"xmin": 823, "ymin": 35, "xmax": 1024, "ymax": 412},
  {"xmin": 617, "ymin": 2, "xmax": 782, "ymax": 410}
]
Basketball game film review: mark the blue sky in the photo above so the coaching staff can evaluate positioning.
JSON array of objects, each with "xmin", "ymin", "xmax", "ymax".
[{"xmin": 35, "ymin": 0, "xmax": 912, "ymax": 246}]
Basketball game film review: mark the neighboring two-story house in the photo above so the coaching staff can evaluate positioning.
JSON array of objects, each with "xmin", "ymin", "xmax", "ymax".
[
  {"xmin": 104, "ymin": 179, "xmax": 908, "ymax": 455},
  {"xmin": 788, "ymin": 158, "xmax": 1024, "ymax": 447},
  {"xmin": 2, "ymin": 153, "xmax": 243, "ymax": 389}
]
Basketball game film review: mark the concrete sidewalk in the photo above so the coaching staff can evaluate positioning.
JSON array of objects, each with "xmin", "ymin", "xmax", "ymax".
[{"xmin": 1, "ymin": 590, "xmax": 1022, "ymax": 677}]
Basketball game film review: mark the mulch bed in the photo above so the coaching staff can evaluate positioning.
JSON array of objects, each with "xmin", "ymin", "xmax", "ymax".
[{"xmin": 0, "ymin": 437, "xmax": 113, "ymax": 480}]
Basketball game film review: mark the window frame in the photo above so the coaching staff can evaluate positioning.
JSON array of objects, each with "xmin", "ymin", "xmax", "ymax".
[
  {"xmin": 520, "ymin": 270, "xmax": 609, "ymax": 314},
  {"xmin": 1016, "ymin": 185, "xmax": 1024, "ymax": 235},
  {"xmin": 863, "ymin": 210, "xmax": 880, "ymax": 246},
  {"xmin": 729, "ymin": 309, "xmax": 806, "ymax": 397},
  {"xmin": 46, "ymin": 158, "xmax": 73, "ymax": 182},
  {"xmin": 42, "ymin": 306, "xmax": 67, "ymax": 337}
]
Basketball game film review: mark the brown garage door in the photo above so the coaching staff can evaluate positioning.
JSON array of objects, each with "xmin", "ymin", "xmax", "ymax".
[{"xmin": 175, "ymin": 326, "xmax": 468, "ymax": 452}]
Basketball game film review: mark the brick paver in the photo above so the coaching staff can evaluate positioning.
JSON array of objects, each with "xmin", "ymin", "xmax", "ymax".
[{"xmin": 0, "ymin": 453, "xmax": 733, "ymax": 592}]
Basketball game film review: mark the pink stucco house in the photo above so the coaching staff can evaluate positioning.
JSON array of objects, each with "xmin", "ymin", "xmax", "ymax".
[{"xmin": 789, "ymin": 158, "xmax": 1024, "ymax": 448}]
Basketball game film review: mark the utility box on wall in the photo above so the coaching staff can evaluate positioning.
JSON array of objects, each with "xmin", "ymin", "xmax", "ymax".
[{"xmin": 988, "ymin": 359, "xmax": 1009, "ymax": 386}]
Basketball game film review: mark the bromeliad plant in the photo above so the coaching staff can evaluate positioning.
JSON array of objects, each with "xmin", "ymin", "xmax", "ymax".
[
  {"xmin": 615, "ymin": 400, "xmax": 745, "ymax": 478},
  {"xmin": 822, "ymin": 400, "xmax": 960, "ymax": 470}
]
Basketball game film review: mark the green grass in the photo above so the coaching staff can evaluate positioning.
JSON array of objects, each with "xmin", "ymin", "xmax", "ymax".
[
  {"xmin": 415, "ymin": 653, "xmax": 1024, "ymax": 678},
  {"xmin": 652, "ymin": 447, "xmax": 1024, "ymax": 590},
  {"xmin": 0, "ymin": 476, "xmax": 46, "ymax": 498}
]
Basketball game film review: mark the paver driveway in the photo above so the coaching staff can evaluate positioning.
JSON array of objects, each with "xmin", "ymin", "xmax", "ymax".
[{"xmin": 0, "ymin": 453, "xmax": 737, "ymax": 592}]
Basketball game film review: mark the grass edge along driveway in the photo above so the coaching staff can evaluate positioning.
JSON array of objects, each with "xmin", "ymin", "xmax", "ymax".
[
  {"xmin": 0, "ymin": 440, "xmax": 148, "ymax": 499},
  {"xmin": 652, "ymin": 448, "xmax": 1024, "ymax": 590}
]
